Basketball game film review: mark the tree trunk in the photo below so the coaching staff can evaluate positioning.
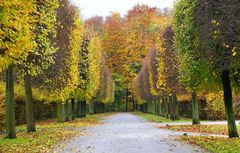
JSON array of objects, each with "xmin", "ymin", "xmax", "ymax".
[
  {"xmin": 158, "ymin": 97, "xmax": 163, "ymax": 116},
  {"xmin": 57, "ymin": 103, "xmax": 66, "ymax": 123},
  {"xmin": 221, "ymin": 70, "xmax": 239, "ymax": 138},
  {"xmin": 192, "ymin": 91, "xmax": 200, "ymax": 124},
  {"xmin": 82, "ymin": 101, "xmax": 86, "ymax": 117},
  {"xmin": 24, "ymin": 69, "xmax": 36, "ymax": 132},
  {"xmin": 64, "ymin": 102, "xmax": 69, "ymax": 121},
  {"xmin": 68, "ymin": 100, "xmax": 73, "ymax": 121},
  {"xmin": 169, "ymin": 95, "xmax": 175, "ymax": 120},
  {"xmin": 172, "ymin": 93, "xmax": 179, "ymax": 120},
  {"xmin": 72, "ymin": 99, "xmax": 75, "ymax": 120},
  {"xmin": 89, "ymin": 101, "xmax": 95, "ymax": 115},
  {"xmin": 132, "ymin": 93, "xmax": 135, "ymax": 111},
  {"xmin": 5, "ymin": 65, "xmax": 16, "ymax": 139},
  {"xmin": 165, "ymin": 97, "xmax": 169, "ymax": 118},
  {"xmin": 125, "ymin": 89, "xmax": 128, "ymax": 112}
]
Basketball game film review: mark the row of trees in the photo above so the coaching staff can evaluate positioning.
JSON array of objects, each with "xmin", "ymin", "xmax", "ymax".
[
  {"xmin": 132, "ymin": 0, "xmax": 240, "ymax": 138},
  {"xmin": 0, "ymin": 0, "xmax": 114, "ymax": 139}
]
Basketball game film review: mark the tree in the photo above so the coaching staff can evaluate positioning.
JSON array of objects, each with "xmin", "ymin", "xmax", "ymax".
[
  {"xmin": 0, "ymin": 0, "xmax": 35, "ymax": 138},
  {"xmin": 173, "ymin": 0, "xmax": 209, "ymax": 124},
  {"xmin": 195, "ymin": 0, "xmax": 240, "ymax": 138},
  {"xmin": 22, "ymin": 0, "xmax": 59, "ymax": 132}
]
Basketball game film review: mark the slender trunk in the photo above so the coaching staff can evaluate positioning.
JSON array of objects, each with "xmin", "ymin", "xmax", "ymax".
[
  {"xmin": 222, "ymin": 70, "xmax": 239, "ymax": 138},
  {"xmin": 165, "ymin": 97, "xmax": 169, "ymax": 118},
  {"xmin": 89, "ymin": 101, "xmax": 95, "ymax": 115},
  {"xmin": 169, "ymin": 95, "xmax": 174, "ymax": 120},
  {"xmin": 5, "ymin": 65, "xmax": 16, "ymax": 139},
  {"xmin": 192, "ymin": 91, "xmax": 200, "ymax": 124},
  {"xmin": 72, "ymin": 99, "xmax": 75, "ymax": 120},
  {"xmin": 73, "ymin": 100, "xmax": 78, "ymax": 119},
  {"xmin": 57, "ymin": 103, "xmax": 65, "ymax": 123},
  {"xmin": 173, "ymin": 93, "xmax": 179, "ymax": 120},
  {"xmin": 24, "ymin": 69, "xmax": 36, "ymax": 132},
  {"xmin": 158, "ymin": 97, "xmax": 163, "ymax": 116},
  {"xmin": 132, "ymin": 93, "xmax": 135, "ymax": 111},
  {"xmin": 82, "ymin": 101, "xmax": 86, "ymax": 117},
  {"xmin": 64, "ymin": 102, "xmax": 69, "ymax": 121},
  {"xmin": 125, "ymin": 89, "xmax": 128, "ymax": 112},
  {"xmin": 68, "ymin": 100, "xmax": 73, "ymax": 120}
]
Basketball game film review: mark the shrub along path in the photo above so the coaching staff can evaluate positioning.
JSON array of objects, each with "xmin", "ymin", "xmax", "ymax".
[{"xmin": 57, "ymin": 113, "xmax": 206, "ymax": 153}]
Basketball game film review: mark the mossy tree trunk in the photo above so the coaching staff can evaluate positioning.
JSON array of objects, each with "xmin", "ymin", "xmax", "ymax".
[
  {"xmin": 192, "ymin": 91, "xmax": 200, "ymax": 124},
  {"xmin": 221, "ymin": 70, "xmax": 239, "ymax": 138},
  {"xmin": 5, "ymin": 65, "xmax": 16, "ymax": 139},
  {"xmin": 67, "ymin": 100, "xmax": 73, "ymax": 121},
  {"xmin": 24, "ymin": 68, "xmax": 36, "ymax": 132},
  {"xmin": 82, "ymin": 101, "xmax": 86, "ymax": 117}
]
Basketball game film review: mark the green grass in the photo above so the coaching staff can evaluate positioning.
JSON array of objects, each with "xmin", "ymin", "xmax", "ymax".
[
  {"xmin": 132, "ymin": 112, "xmax": 191, "ymax": 123},
  {"xmin": 0, "ymin": 113, "xmax": 111, "ymax": 153},
  {"xmin": 179, "ymin": 136, "xmax": 240, "ymax": 153}
]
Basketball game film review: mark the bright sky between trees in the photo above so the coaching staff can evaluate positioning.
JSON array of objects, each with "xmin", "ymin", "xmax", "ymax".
[{"xmin": 70, "ymin": 0, "xmax": 175, "ymax": 19}]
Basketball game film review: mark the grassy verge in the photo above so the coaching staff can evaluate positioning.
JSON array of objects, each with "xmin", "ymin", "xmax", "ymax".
[
  {"xmin": 132, "ymin": 112, "xmax": 191, "ymax": 123},
  {"xmin": 178, "ymin": 136, "xmax": 240, "ymax": 153},
  {"xmin": 159, "ymin": 124, "xmax": 240, "ymax": 135},
  {"xmin": 0, "ymin": 113, "xmax": 110, "ymax": 153}
]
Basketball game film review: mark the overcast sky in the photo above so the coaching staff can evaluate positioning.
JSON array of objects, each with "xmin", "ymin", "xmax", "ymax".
[{"xmin": 70, "ymin": 0, "xmax": 175, "ymax": 19}]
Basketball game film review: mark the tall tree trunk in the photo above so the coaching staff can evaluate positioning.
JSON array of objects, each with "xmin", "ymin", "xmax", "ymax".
[
  {"xmin": 71, "ymin": 99, "xmax": 76, "ymax": 120},
  {"xmin": 125, "ymin": 89, "xmax": 128, "ymax": 112},
  {"xmin": 192, "ymin": 91, "xmax": 200, "ymax": 124},
  {"xmin": 132, "ymin": 93, "xmax": 135, "ymax": 111},
  {"xmin": 24, "ymin": 69, "xmax": 36, "ymax": 132},
  {"xmin": 82, "ymin": 101, "xmax": 86, "ymax": 117},
  {"xmin": 172, "ymin": 93, "xmax": 179, "ymax": 120},
  {"xmin": 158, "ymin": 97, "xmax": 163, "ymax": 116},
  {"xmin": 64, "ymin": 102, "xmax": 69, "ymax": 121},
  {"xmin": 165, "ymin": 97, "xmax": 169, "ymax": 118},
  {"xmin": 89, "ymin": 101, "xmax": 95, "ymax": 115},
  {"xmin": 169, "ymin": 95, "xmax": 174, "ymax": 120},
  {"xmin": 222, "ymin": 70, "xmax": 239, "ymax": 138},
  {"xmin": 5, "ymin": 65, "xmax": 16, "ymax": 139},
  {"xmin": 68, "ymin": 100, "xmax": 73, "ymax": 121},
  {"xmin": 57, "ymin": 103, "xmax": 66, "ymax": 123}
]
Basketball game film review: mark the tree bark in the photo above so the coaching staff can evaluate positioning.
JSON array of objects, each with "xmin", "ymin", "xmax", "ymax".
[
  {"xmin": 57, "ymin": 103, "xmax": 66, "ymax": 123},
  {"xmin": 82, "ymin": 101, "xmax": 86, "ymax": 117},
  {"xmin": 89, "ymin": 101, "xmax": 95, "ymax": 115},
  {"xmin": 125, "ymin": 89, "xmax": 128, "ymax": 112},
  {"xmin": 221, "ymin": 70, "xmax": 239, "ymax": 138},
  {"xmin": 24, "ymin": 69, "xmax": 36, "ymax": 132},
  {"xmin": 172, "ymin": 93, "xmax": 179, "ymax": 120},
  {"xmin": 169, "ymin": 95, "xmax": 175, "ymax": 120},
  {"xmin": 5, "ymin": 65, "xmax": 16, "ymax": 139},
  {"xmin": 192, "ymin": 91, "xmax": 200, "ymax": 124}
]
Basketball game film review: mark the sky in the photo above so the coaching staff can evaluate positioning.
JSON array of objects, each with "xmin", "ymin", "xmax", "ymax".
[{"xmin": 70, "ymin": 0, "xmax": 175, "ymax": 19}]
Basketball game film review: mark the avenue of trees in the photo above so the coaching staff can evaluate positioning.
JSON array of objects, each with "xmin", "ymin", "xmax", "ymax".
[
  {"xmin": 0, "ymin": 0, "xmax": 114, "ymax": 139},
  {"xmin": 0, "ymin": 0, "xmax": 240, "ymax": 140}
]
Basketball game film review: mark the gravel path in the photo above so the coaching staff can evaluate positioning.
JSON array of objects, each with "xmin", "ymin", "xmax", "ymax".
[{"xmin": 57, "ymin": 113, "xmax": 207, "ymax": 153}]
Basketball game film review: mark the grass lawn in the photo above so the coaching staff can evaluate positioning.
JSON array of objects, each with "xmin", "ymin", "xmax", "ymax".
[
  {"xmin": 0, "ymin": 113, "xmax": 110, "ymax": 153},
  {"xmin": 179, "ymin": 136, "xmax": 240, "ymax": 153},
  {"xmin": 132, "ymin": 112, "xmax": 191, "ymax": 123}
]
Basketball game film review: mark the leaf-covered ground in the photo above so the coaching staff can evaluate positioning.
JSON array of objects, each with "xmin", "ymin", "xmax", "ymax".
[
  {"xmin": 160, "ymin": 124, "xmax": 240, "ymax": 135},
  {"xmin": 0, "ymin": 113, "xmax": 111, "ymax": 153},
  {"xmin": 132, "ymin": 112, "xmax": 191, "ymax": 123},
  {"xmin": 178, "ymin": 136, "xmax": 240, "ymax": 153},
  {"xmin": 159, "ymin": 123, "xmax": 240, "ymax": 152}
]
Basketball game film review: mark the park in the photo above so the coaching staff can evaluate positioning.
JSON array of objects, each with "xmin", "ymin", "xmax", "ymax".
[{"xmin": 0, "ymin": 0, "xmax": 240, "ymax": 152}]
